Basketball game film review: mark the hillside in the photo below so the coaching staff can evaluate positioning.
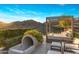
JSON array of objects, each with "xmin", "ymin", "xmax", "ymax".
[
  {"xmin": 0, "ymin": 20, "xmax": 46, "ymax": 34},
  {"xmin": 0, "ymin": 22, "xmax": 9, "ymax": 28}
]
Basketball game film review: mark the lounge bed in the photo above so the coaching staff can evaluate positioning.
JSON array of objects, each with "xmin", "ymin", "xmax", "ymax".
[{"xmin": 50, "ymin": 41, "xmax": 79, "ymax": 54}]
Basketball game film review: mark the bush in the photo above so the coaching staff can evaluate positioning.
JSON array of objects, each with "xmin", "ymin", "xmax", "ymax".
[
  {"xmin": 24, "ymin": 29, "xmax": 43, "ymax": 43},
  {"xmin": 5, "ymin": 35, "xmax": 23, "ymax": 49},
  {"xmin": 0, "ymin": 38, "xmax": 5, "ymax": 47},
  {"xmin": 52, "ymin": 27, "xmax": 64, "ymax": 33},
  {"xmin": 0, "ymin": 28, "xmax": 33, "ymax": 38},
  {"xmin": 73, "ymin": 32, "xmax": 79, "ymax": 38},
  {"xmin": 0, "ymin": 28, "xmax": 33, "ymax": 48}
]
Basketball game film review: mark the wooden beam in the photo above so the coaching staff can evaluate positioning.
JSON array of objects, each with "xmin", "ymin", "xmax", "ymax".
[{"xmin": 46, "ymin": 18, "xmax": 48, "ymax": 42}]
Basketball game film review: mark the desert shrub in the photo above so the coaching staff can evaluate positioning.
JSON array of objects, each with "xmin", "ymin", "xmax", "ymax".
[
  {"xmin": 73, "ymin": 32, "xmax": 79, "ymax": 38},
  {"xmin": 0, "ymin": 38, "xmax": 5, "ymax": 47},
  {"xmin": 0, "ymin": 28, "xmax": 33, "ymax": 38},
  {"xmin": 0, "ymin": 28, "xmax": 33, "ymax": 48},
  {"xmin": 24, "ymin": 29, "xmax": 43, "ymax": 43},
  {"xmin": 5, "ymin": 35, "xmax": 23, "ymax": 49},
  {"xmin": 52, "ymin": 27, "xmax": 64, "ymax": 33}
]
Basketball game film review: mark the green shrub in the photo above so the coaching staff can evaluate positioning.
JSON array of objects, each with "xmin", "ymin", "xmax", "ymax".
[
  {"xmin": 52, "ymin": 27, "xmax": 64, "ymax": 33},
  {"xmin": 73, "ymin": 32, "xmax": 79, "ymax": 38},
  {"xmin": 0, "ymin": 28, "xmax": 33, "ymax": 48},
  {"xmin": 24, "ymin": 29, "xmax": 43, "ymax": 43},
  {"xmin": 5, "ymin": 35, "xmax": 23, "ymax": 49},
  {"xmin": 0, "ymin": 28, "xmax": 33, "ymax": 38},
  {"xmin": 0, "ymin": 38, "xmax": 5, "ymax": 47}
]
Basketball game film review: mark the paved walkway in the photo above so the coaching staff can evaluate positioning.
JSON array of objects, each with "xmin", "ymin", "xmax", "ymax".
[
  {"xmin": 32, "ymin": 36, "xmax": 52, "ymax": 54},
  {"xmin": 32, "ymin": 43, "xmax": 46, "ymax": 54},
  {"xmin": 32, "ymin": 36, "xmax": 47, "ymax": 54}
]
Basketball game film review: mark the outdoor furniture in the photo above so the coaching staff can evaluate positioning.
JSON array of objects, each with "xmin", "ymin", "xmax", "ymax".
[
  {"xmin": 51, "ymin": 42, "xmax": 61, "ymax": 51},
  {"xmin": 47, "ymin": 36, "xmax": 72, "ymax": 43},
  {"xmin": 48, "ymin": 42, "xmax": 75, "ymax": 54},
  {"xmin": 64, "ymin": 43, "xmax": 79, "ymax": 54},
  {"xmin": 47, "ymin": 50, "xmax": 74, "ymax": 54},
  {"xmin": 50, "ymin": 41, "xmax": 65, "ymax": 54},
  {"xmin": 49, "ymin": 36, "xmax": 72, "ymax": 53},
  {"xmin": 50, "ymin": 41, "xmax": 79, "ymax": 54}
]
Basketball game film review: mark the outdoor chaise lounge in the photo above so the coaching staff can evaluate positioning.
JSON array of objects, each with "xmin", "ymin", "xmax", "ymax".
[
  {"xmin": 50, "ymin": 41, "xmax": 79, "ymax": 54},
  {"xmin": 8, "ymin": 35, "xmax": 38, "ymax": 54}
]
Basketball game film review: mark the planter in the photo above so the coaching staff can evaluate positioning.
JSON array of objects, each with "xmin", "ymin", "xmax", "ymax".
[{"xmin": 8, "ymin": 30, "xmax": 43, "ymax": 54}]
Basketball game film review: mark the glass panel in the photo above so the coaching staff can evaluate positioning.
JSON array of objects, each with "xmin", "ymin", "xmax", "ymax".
[
  {"xmin": 73, "ymin": 17, "xmax": 79, "ymax": 48},
  {"xmin": 46, "ymin": 16, "xmax": 73, "ymax": 43}
]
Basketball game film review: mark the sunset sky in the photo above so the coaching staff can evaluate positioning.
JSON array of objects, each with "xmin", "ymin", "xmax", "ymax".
[{"xmin": 0, "ymin": 4, "xmax": 79, "ymax": 23}]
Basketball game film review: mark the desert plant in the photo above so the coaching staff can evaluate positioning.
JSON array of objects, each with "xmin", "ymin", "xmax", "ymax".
[
  {"xmin": 5, "ymin": 35, "xmax": 23, "ymax": 49},
  {"xmin": 24, "ymin": 29, "xmax": 43, "ymax": 43},
  {"xmin": 52, "ymin": 27, "xmax": 64, "ymax": 33},
  {"xmin": 0, "ymin": 28, "xmax": 33, "ymax": 48},
  {"xmin": 73, "ymin": 32, "xmax": 79, "ymax": 38}
]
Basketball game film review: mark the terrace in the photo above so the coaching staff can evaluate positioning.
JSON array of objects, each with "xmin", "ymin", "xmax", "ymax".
[
  {"xmin": 0, "ymin": 16, "xmax": 79, "ymax": 54},
  {"xmin": 46, "ymin": 16, "xmax": 79, "ymax": 54}
]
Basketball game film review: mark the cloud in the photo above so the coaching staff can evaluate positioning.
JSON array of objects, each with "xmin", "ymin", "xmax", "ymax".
[
  {"xmin": 0, "ymin": 7, "xmax": 52, "ymax": 23},
  {"xmin": 6, "ymin": 7, "xmax": 25, "ymax": 15},
  {"xmin": 0, "ymin": 10, "xmax": 63, "ymax": 23},
  {"xmin": 0, "ymin": 12, "xmax": 45, "ymax": 23},
  {"xmin": 6, "ymin": 7, "xmax": 45, "ymax": 16}
]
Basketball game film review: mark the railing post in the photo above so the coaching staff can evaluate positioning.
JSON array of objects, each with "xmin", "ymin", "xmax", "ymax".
[{"xmin": 61, "ymin": 41, "xmax": 64, "ymax": 54}]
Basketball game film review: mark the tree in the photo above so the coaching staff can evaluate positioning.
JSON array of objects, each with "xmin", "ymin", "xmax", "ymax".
[{"xmin": 59, "ymin": 16, "xmax": 72, "ymax": 31}]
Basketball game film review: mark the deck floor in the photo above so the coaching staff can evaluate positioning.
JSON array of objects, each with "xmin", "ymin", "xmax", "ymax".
[{"xmin": 0, "ymin": 36, "xmax": 76, "ymax": 54}]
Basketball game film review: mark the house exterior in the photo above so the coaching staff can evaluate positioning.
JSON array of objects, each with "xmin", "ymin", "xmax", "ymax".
[
  {"xmin": 46, "ymin": 16, "xmax": 74, "ymax": 33},
  {"xmin": 46, "ymin": 16, "xmax": 74, "ymax": 43}
]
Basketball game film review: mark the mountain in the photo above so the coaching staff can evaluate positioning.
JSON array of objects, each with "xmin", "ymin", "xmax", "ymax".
[
  {"xmin": 0, "ymin": 22, "xmax": 9, "ymax": 28},
  {"xmin": 0, "ymin": 18, "xmax": 79, "ymax": 34},
  {"xmin": 0, "ymin": 20, "xmax": 46, "ymax": 34}
]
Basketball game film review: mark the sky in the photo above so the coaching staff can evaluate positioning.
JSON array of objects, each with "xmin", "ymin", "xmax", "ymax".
[{"xmin": 0, "ymin": 4, "xmax": 79, "ymax": 23}]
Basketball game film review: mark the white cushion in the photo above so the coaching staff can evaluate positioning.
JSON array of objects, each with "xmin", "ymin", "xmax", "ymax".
[
  {"xmin": 65, "ymin": 43, "xmax": 79, "ymax": 50},
  {"xmin": 51, "ymin": 42, "xmax": 61, "ymax": 47}
]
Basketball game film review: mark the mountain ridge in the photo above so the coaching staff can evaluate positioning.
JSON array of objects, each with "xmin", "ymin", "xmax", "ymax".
[{"xmin": 0, "ymin": 20, "xmax": 46, "ymax": 34}]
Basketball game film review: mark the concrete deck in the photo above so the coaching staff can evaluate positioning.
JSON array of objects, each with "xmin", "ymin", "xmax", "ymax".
[{"xmin": 0, "ymin": 36, "xmax": 78, "ymax": 54}]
